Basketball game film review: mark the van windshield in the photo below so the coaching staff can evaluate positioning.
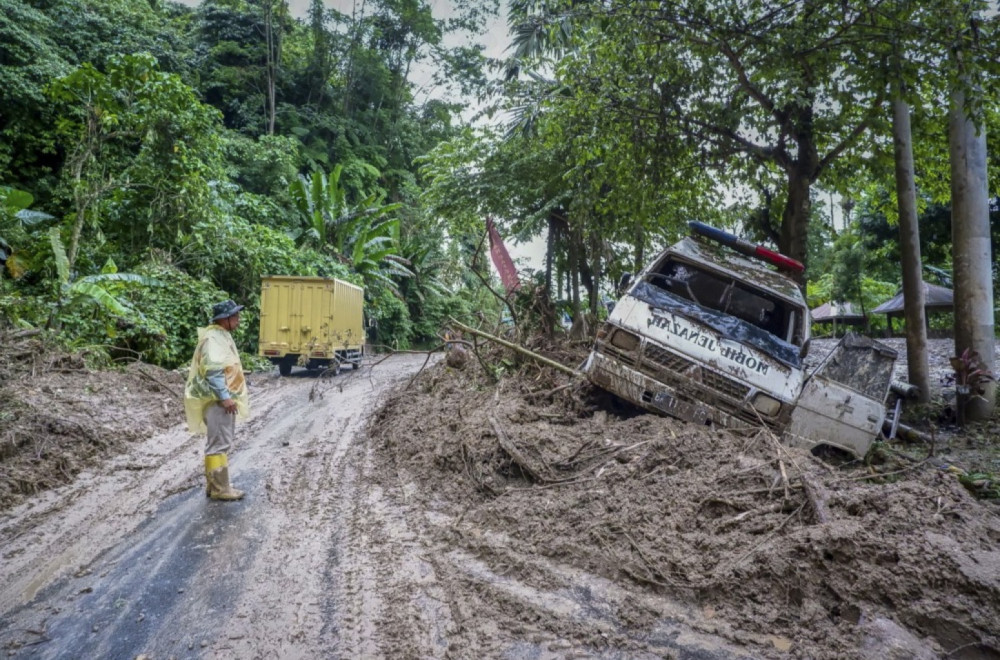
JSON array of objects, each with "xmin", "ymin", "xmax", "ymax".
[{"xmin": 633, "ymin": 257, "xmax": 804, "ymax": 368}]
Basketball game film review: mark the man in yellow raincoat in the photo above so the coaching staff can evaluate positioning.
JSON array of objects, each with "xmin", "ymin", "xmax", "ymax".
[{"xmin": 184, "ymin": 299, "xmax": 250, "ymax": 501}]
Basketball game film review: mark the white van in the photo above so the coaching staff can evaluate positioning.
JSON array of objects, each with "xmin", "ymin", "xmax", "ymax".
[{"xmin": 584, "ymin": 222, "xmax": 897, "ymax": 457}]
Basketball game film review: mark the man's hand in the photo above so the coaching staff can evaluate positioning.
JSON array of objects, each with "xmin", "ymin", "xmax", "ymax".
[{"xmin": 220, "ymin": 398, "xmax": 238, "ymax": 415}]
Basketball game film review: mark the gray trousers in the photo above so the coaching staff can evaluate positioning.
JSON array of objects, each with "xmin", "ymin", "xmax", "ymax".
[{"xmin": 204, "ymin": 403, "xmax": 235, "ymax": 455}]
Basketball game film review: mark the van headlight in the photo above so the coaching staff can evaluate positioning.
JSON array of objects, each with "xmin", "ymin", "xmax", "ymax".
[
  {"xmin": 752, "ymin": 393, "xmax": 781, "ymax": 416},
  {"xmin": 610, "ymin": 329, "xmax": 639, "ymax": 352}
]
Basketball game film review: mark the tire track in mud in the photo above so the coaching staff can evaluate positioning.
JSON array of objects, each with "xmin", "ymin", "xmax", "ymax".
[
  {"xmin": 187, "ymin": 358, "xmax": 445, "ymax": 659},
  {"xmin": 310, "ymin": 361, "xmax": 461, "ymax": 658},
  {"xmin": 326, "ymin": 432, "xmax": 459, "ymax": 658}
]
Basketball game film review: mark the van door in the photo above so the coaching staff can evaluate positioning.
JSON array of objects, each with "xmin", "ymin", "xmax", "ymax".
[{"xmin": 784, "ymin": 334, "xmax": 897, "ymax": 457}]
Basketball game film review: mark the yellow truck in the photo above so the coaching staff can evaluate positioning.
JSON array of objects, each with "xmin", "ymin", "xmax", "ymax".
[{"xmin": 258, "ymin": 275, "xmax": 365, "ymax": 376}]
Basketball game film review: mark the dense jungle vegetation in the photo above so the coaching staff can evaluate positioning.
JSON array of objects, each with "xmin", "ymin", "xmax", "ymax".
[{"xmin": 1, "ymin": 0, "xmax": 998, "ymax": 375}]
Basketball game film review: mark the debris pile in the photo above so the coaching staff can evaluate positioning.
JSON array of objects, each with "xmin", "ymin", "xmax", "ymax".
[
  {"xmin": 0, "ymin": 330, "xmax": 183, "ymax": 510},
  {"xmin": 371, "ymin": 341, "xmax": 1000, "ymax": 658}
]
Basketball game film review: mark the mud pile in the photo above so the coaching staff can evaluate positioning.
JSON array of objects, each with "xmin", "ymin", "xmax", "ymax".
[
  {"xmin": 0, "ymin": 330, "xmax": 184, "ymax": 511},
  {"xmin": 371, "ymin": 340, "xmax": 1000, "ymax": 659}
]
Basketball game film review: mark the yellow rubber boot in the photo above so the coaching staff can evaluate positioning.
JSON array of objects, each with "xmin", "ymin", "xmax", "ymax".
[{"xmin": 205, "ymin": 454, "xmax": 245, "ymax": 501}]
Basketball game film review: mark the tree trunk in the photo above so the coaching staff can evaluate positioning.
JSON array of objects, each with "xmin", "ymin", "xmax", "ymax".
[
  {"xmin": 545, "ymin": 212, "xmax": 556, "ymax": 298},
  {"xmin": 633, "ymin": 216, "xmax": 645, "ymax": 276},
  {"xmin": 589, "ymin": 229, "xmax": 601, "ymax": 317},
  {"xmin": 69, "ymin": 163, "xmax": 87, "ymax": 273},
  {"xmin": 569, "ymin": 224, "xmax": 581, "ymax": 320},
  {"xmin": 264, "ymin": 0, "xmax": 278, "ymax": 136},
  {"xmin": 892, "ymin": 94, "xmax": 930, "ymax": 403},
  {"xmin": 779, "ymin": 166, "xmax": 811, "ymax": 287},
  {"xmin": 949, "ymin": 86, "xmax": 996, "ymax": 422}
]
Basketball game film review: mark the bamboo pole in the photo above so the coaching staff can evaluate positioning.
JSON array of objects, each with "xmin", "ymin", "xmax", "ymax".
[{"xmin": 448, "ymin": 319, "xmax": 582, "ymax": 377}]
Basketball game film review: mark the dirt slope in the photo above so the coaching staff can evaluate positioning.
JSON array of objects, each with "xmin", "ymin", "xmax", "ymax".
[
  {"xmin": 369, "ymin": 339, "xmax": 1000, "ymax": 659},
  {"xmin": 0, "ymin": 332, "xmax": 184, "ymax": 511}
]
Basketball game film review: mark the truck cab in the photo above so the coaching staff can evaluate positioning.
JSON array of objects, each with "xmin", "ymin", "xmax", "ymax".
[{"xmin": 584, "ymin": 223, "xmax": 895, "ymax": 457}]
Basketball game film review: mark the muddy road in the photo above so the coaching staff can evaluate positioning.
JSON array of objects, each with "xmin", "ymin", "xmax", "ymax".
[{"xmin": 0, "ymin": 355, "xmax": 754, "ymax": 659}]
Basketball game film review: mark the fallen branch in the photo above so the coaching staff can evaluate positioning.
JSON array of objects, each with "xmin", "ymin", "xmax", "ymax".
[
  {"xmin": 885, "ymin": 421, "xmax": 934, "ymax": 446},
  {"xmin": 799, "ymin": 473, "xmax": 831, "ymax": 524},
  {"xmin": 449, "ymin": 319, "xmax": 581, "ymax": 377},
  {"xmin": 134, "ymin": 366, "xmax": 181, "ymax": 399},
  {"xmin": 716, "ymin": 501, "xmax": 785, "ymax": 531},
  {"xmin": 726, "ymin": 503, "xmax": 805, "ymax": 571},
  {"xmin": 404, "ymin": 346, "xmax": 440, "ymax": 390},
  {"xmin": 489, "ymin": 415, "xmax": 548, "ymax": 483},
  {"xmin": 7, "ymin": 328, "xmax": 42, "ymax": 340},
  {"xmin": 832, "ymin": 458, "xmax": 930, "ymax": 483},
  {"xmin": 523, "ymin": 382, "xmax": 575, "ymax": 402}
]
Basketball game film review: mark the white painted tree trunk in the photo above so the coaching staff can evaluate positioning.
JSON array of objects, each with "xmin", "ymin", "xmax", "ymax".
[{"xmin": 948, "ymin": 87, "xmax": 996, "ymax": 422}]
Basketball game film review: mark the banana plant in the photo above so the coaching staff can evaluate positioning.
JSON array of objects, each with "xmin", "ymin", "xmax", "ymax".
[
  {"xmin": 288, "ymin": 165, "xmax": 410, "ymax": 294},
  {"xmin": 397, "ymin": 232, "xmax": 448, "ymax": 306},
  {"xmin": 46, "ymin": 227, "xmax": 161, "ymax": 331},
  {"xmin": 350, "ymin": 217, "xmax": 414, "ymax": 297},
  {"xmin": 0, "ymin": 187, "xmax": 54, "ymax": 280}
]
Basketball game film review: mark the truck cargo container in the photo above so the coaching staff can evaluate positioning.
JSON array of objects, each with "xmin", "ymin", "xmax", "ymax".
[{"xmin": 258, "ymin": 275, "xmax": 365, "ymax": 376}]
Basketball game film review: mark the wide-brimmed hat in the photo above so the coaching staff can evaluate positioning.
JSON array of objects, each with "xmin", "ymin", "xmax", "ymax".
[{"xmin": 211, "ymin": 299, "xmax": 245, "ymax": 321}]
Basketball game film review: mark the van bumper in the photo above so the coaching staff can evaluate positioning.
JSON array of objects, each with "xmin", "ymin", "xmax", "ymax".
[{"xmin": 585, "ymin": 351, "xmax": 754, "ymax": 431}]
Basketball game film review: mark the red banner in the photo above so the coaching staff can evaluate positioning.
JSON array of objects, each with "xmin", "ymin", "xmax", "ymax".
[{"xmin": 486, "ymin": 217, "xmax": 521, "ymax": 293}]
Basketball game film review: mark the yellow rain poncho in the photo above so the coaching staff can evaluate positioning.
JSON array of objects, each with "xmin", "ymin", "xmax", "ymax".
[{"xmin": 184, "ymin": 324, "xmax": 250, "ymax": 433}]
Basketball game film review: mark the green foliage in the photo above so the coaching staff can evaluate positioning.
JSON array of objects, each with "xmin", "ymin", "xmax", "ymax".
[
  {"xmin": 48, "ymin": 53, "xmax": 227, "ymax": 262},
  {"xmin": 119, "ymin": 261, "xmax": 227, "ymax": 368},
  {"xmin": 288, "ymin": 166, "xmax": 410, "ymax": 296},
  {"xmin": 182, "ymin": 215, "xmax": 350, "ymax": 308},
  {"xmin": 368, "ymin": 286, "xmax": 413, "ymax": 349},
  {"xmin": 827, "ymin": 231, "xmax": 868, "ymax": 309},
  {"xmin": 0, "ymin": 187, "xmax": 55, "ymax": 280},
  {"xmin": 0, "ymin": 0, "xmax": 503, "ymax": 362},
  {"xmin": 410, "ymin": 293, "xmax": 474, "ymax": 344},
  {"xmin": 192, "ymin": 0, "xmax": 290, "ymax": 134},
  {"xmin": 959, "ymin": 471, "xmax": 1000, "ymax": 500},
  {"xmin": 46, "ymin": 226, "xmax": 163, "ymax": 332},
  {"xmin": 0, "ymin": 0, "xmax": 72, "ymax": 191},
  {"xmin": 0, "ymin": 290, "xmax": 48, "ymax": 330},
  {"xmin": 221, "ymin": 133, "xmax": 300, "ymax": 198}
]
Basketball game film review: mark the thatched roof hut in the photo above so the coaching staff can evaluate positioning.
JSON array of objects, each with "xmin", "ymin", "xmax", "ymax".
[
  {"xmin": 811, "ymin": 301, "xmax": 866, "ymax": 324},
  {"xmin": 871, "ymin": 281, "xmax": 953, "ymax": 335},
  {"xmin": 810, "ymin": 301, "xmax": 867, "ymax": 337},
  {"xmin": 871, "ymin": 282, "xmax": 954, "ymax": 317}
]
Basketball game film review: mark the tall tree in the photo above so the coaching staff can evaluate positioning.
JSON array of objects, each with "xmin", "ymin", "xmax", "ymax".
[
  {"xmin": 892, "ymin": 84, "xmax": 930, "ymax": 402},
  {"xmin": 48, "ymin": 54, "xmax": 225, "ymax": 269},
  {"xmin": 947, "ymin": 4, "xmax": 995, "ymax": 422},
  {"xmin": 261, "ymin": 0, "xmax": 284, "ymax": 135},
  {"xmin": 949, "ymin": 92, "xmax": 995, "ymax": 421}
]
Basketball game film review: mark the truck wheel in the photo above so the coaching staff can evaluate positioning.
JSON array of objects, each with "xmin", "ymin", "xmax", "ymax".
[{"xmin": 278, "ymin": 361, "xmax": 292, "ymax": 377}]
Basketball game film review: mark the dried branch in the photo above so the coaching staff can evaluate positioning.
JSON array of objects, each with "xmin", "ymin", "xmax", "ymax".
[{"xmin": 449, "ymin": 319, "xmax": 581, "ymax": 377}]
